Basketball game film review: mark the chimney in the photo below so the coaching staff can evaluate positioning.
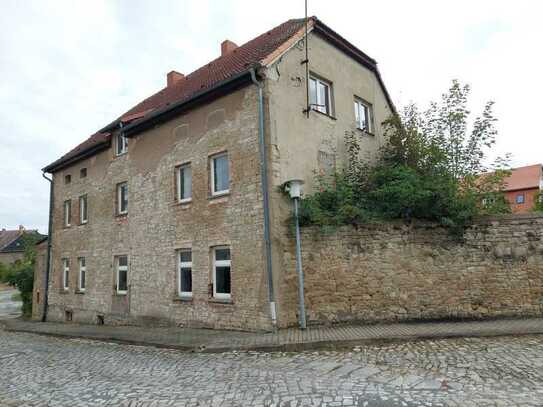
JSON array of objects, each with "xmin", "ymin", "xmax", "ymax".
[
  {"xmin": 167, "ymin": 70, "xmax": 184, "ymax": 87},
  {"xmin": 221, "ymin": 40, "xmax": 238, "ymax": 56}
]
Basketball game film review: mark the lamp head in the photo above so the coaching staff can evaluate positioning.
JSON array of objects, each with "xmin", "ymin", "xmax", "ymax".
[{"xmin": 286, "ymin": 179, "xmax": 304, "ymax": 199}]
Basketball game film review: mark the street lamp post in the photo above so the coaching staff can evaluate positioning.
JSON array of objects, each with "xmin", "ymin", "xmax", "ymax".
[{"xmin": 286, "ymin": 179, "xmax": 306, "ymax": 329}]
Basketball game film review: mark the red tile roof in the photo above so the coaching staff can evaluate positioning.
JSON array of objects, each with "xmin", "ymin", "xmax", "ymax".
[
  {"xmin": 503, "ymin": 164, "xmax": 543, "ymax": 191},
  {"xmin": 119, "ymin": 18, "xmax": 309, "ymax": 122},
  {"xmin": 44, "ymin": 18, "xmax": 309, "ymax": 172},
  {"xmin": 44, "ymin": 17, "xmax": 393, "ymax": 172},
  {"xmin": 43, "ymin": 131, "xmax": 111, "ymax": 172}
]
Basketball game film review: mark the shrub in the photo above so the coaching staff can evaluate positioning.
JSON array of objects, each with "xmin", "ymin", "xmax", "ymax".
[{"xmin": 297, "ymin": 80, "xmax": 511, "ymax": 234}]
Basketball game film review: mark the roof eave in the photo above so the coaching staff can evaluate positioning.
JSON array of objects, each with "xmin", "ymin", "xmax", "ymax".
[
  {"xmin": 123, "ymin": 67, "xmax": 260, "ymax": 138},
  {"xmin": 42, "ymin": 140, "xmax": 111, "ymax": 173},
  {"xmin": 312, "ymin": 19, "xmax": 397, "ymax": 115}
]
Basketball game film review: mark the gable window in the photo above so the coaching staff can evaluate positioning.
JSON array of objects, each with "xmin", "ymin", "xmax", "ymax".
[
  {"xmin": 116, "ymin": 134, "xmax": 128, "ymax": 156},
  {"xmin": 116, "ymin": 255, "xmax": 128, "ymax": 294},
  {"xmin": 354, "ymin": 98, "xmax": 374, "ymax": 133},
  {"xmin": 64, "ymin": 174, "xmax": 71, "ymax": 184},
  {"xmin": 79, "ymin": 195, "xmax": 88, "ymax": 224},
  {"xmin": 80, "ymin": 168, "xmax": 87, "ymax": 178},
  {"xmin": 78, "ymin": 257, "xmax": 86, "ymax": 292},
  {"xmin": 178, "ymin": 249, "xmax": 192, "ymax": 297},
  {"xmin": 213, "ymin": 247, "xmax": 231, "ymax": 300},
  {"xmin": 62, "ymin": 258, "xmax": 70, "ymax": 290},
  {"xmin": 176, "ymin": 164, "xmax": 192, "ymax": 202},
  {"xmin": 516, "ymin": 194, "xmax": 525, "ymax": 204},
  {"xmin": 211, "ymin": 153, "xmax": 229, "ymax": 196},
  {"xmin": 63, "ymin": 200, "xmax": 71, "ymax": 227},
  {"xmin": 117, "ymin": 182, "xmax": 128, "ymax": 215},
  {"xmin": 309, "ymin": 75, "xmax": 332, "ymax": 115}
]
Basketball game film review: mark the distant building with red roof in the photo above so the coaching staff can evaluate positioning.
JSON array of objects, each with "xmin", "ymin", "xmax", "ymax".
[{"xmin": 502, "ymin": 164, "xmax": 543, "ymax": 213}]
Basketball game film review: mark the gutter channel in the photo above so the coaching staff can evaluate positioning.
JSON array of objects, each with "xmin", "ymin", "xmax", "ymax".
[
  {"xmin": 41, "ymin": 172, "xmax": 54, "ymax": 322},
  {"xmin": 250, "ymin": 67, "xmax": 277, "ymax": 329}
]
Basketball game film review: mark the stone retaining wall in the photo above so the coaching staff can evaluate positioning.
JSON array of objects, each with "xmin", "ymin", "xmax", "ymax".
[{"xmin": 283, "ymin": 214, "xmax": 543, "ymax": 325}]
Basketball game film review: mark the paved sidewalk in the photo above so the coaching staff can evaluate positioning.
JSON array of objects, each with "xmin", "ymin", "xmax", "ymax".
[{"xmin": 3, "ymin": 317, "xmax": 543, "ymax": 352}]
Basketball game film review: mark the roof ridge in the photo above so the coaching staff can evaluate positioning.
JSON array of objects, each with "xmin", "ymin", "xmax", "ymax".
[{"xmin": 118, "ymin": 18, "xmax": 309, "ymax": 121}]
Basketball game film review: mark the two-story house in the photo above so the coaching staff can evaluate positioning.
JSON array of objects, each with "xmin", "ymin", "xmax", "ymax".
[
  {"xmin": 503, "ymin": 164, "xmax": 543, "ymax": 213},
  {"xmin": 39, "ymin": 17, "xmax": 395, "ymax": 331}
]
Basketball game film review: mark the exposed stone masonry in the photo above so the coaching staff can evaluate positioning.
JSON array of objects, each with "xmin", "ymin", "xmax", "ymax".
[{"xmin": 282, "ymin": 214, "xmax": 543, "ymax": 326}]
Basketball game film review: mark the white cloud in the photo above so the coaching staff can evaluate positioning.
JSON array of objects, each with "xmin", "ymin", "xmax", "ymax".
[{"xmin": 1, "ymin": 0, "xmax": 541, "ymax": 232}]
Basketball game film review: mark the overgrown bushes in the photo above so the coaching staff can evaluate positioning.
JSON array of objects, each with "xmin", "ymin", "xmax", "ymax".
[{"xmin": 299, "ymin": 80, "xmax": 511, "ymax": 233}]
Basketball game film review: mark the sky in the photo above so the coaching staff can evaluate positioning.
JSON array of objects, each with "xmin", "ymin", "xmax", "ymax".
[{"xmin": 1, "ymin": 0, "xmax": 542, "ymax": 233}]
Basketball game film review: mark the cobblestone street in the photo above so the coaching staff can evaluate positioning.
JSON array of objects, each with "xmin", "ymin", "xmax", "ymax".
[{"xmin": 1, "ymin": 328, "xmax": 543, "ymax": 406}]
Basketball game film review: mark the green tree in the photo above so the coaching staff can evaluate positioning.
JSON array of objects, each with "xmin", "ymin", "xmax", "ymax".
[{"xmin": 298, "ymin": 80, "xmax": 511, "ymax": 233}]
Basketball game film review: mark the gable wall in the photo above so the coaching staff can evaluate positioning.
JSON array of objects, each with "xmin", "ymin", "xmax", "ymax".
[{"xmin": 264, "ymin": 31, "xmax": 394, "ymax": 326}]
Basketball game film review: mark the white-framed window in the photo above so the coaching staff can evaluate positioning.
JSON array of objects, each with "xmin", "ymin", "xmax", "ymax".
[
  {"xmin": 176, "ymin": 164, "xmax": 192, "ymax": 202},
  {"xmin": 62, "ymin": 258, "xmax": 70, "ymax": 290},
  {"xmin": 79, "ymin": 195, "xmax": 88, "ymax": 224},
  {"xmin": 116, "ymin": 255, "xmax": 128, "ymax": 294},
  {"xmin": 116, "ymin": 133, "xmax": 128, "ymax": 156},
  {"xmin": 178, "ymin": 249, "xmax": 192, "ymax": 297},
  {"xmin": 210, "ymin": 153, "xmax": 229, "ymax": 196},
  {"xmin": 354, "ymin": 98, "xmax": 374, "ymax": 133},
  {"xmin": 64, "ymin": 200, "xmax": 71, "ymax": 227},
  {"xmin": 309, "ymin": 75, "xmax": 332, "ymax": 115},
  {"xmin": 78, "ymin": 257, "xmax": 86, "ymax": 292},
  {"xmin": 117, "ymin": 182, "xmax": 128, "ymax": 215},
  {"xmin": 213, "ymin": 247, "xmax": 231, "ymax": 299},
  {"xmin": 516, "ymin": 194, "xmax": 525, "ymax": 204}
]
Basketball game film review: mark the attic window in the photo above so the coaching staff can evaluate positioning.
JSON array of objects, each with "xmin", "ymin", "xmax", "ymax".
[
  {"xmin": 80, "ymin": 168, "xmax": 87, "ymax": 178},
  {"xmin": 116, "ymin": 134, "xmax": 128, "ymax": 156},
  {"xmin": 65, "ymin": 174, "xmax": 71, "ymax": 184}
]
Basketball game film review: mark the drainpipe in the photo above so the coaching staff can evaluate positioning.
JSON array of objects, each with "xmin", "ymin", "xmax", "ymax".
[
  {"xmin": 250, "ymin": 66, "xmax": 277, "ymax": 329},
  {"xmin": 41, "ymin": 172, "xmax": 54, "ymax": 322}
]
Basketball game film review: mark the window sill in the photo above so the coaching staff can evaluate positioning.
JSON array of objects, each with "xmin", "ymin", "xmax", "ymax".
[
  {"xmin": 208, "ymin": 297, "xmax": 233, "ymax": 305},
  {"xmin": 114, "ymin": 292, "xmax": 128, "ymax": 297},
  {"xmin": 78, "ymin": 222, "xmax": 88, "ymax": 226},
  {"xmin": 75, "ymin": 290, "xmax": 85, "ymax": 295},
  {"xmin": 356, "ymin": 128, "xmax": 375, "ymax": 137},
  {"xmin": 208, "ymin": 192, "xmax": 230, "ymax": 202},
  {"xmin": 311, "ymin": 109, "xmax": 337, "ymax": 121},
  {"xmin": 174, "ymin": 199, "xmax": 192, "ymax": 207},
  {"xmin": 115, "ymin": 152, "xmax": 128, "ymax": 158},
  {"xmin": 173, "ymin": 296, "xmax": 193, "ymax": 303},
  {"xmin": 59, "ymin": 289, "xmax": 69, "ymax": 295}
]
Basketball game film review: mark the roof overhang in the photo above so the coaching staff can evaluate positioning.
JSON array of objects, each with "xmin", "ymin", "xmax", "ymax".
[
  {"xmin": 122, "ymin": 67, "xmax": 260, "ymax": 138},
  {"xmin": 42, "ymin": 139, "xmax": 111, "ymax": 173},
  {"xmin": 311, "ymin": 19, "xmax": 396, "ymax": 114}
]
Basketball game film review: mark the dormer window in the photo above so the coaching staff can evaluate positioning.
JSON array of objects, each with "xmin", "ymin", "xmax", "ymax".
[{"xmin": 116, "ymin": 134, "xmax": 128, "ymax": 156}]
